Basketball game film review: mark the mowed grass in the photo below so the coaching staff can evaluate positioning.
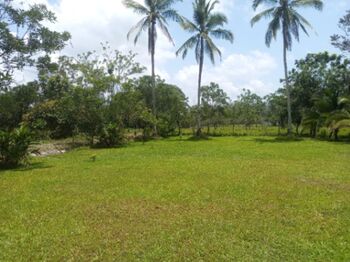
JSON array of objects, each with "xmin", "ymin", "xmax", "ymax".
[{"xmin": 0, "ymin": 137, "xmax": 350, "ymax": 261}]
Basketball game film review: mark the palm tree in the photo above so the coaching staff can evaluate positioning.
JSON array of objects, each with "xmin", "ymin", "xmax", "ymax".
[
  {"xmin": 327, "ymin": 96, "xmax": 350, "ymax": 140},
  {"xmin": 302, "ymin": 96, "xmax": 350, "ymax": 140},
  {"xmin": 123, "ymin": 0, "xmax": 182, "ymax": 118},
  {"xmin": 176, "ymin": 0, "xmax": 233, "ymax": 136},
  {"xmin": 251, "ymin": 0, "xmax": 323, "ymax": 135}
]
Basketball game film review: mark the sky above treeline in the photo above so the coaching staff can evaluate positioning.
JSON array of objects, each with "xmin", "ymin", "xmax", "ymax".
[{"xmin": 19, "ymin": 0, "xmax": 350, "ymax": 104}]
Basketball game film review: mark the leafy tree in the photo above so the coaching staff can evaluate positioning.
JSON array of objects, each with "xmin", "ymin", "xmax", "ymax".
[
  {"xmin": 331, "ymin": 10, "xmax": 350, "ymax": 54},
  {"xmin": 135, "ymin": 75, "xmax": 188, "ymax": 136},
  {"xmin": 234, "ymin": 89, "xmax": 265, "ymax": 128},
  {"xmin": 101, "ymin": 42, "xmax": 146, "ymax": 86},
  {"xmin": 135, "ymin": 75, "xmax": 162, "ymax": 111},
  {"xmin": 227, "ymin": 103, "xmax": 240, "ymax": 135},
  {"xmin": 0, "ymin": 82, "xmax": 38, "ymax": 130},
  {"xmin": 41, "ymin": 75, "xmax": 70, "ymax": 101},
  {"xmin": 136, "ymin": 107, "xmax": 158, "ymax": 141},
  {"xmin": 23, "ymin": 100, "xmax": 61, "ymax": 138},
  {"xmin": 176, "ymin": 0, "xmax": 233, "ymax": 136},
  {"xmin": 0, "ymin": 126, "xmax": 32, "ymax": 168},
  {"xmin": 64, "ymin": 52, "xmax": 113, "ymax": 93},
  {"xmin": 201, "ymin": 82, "xmax": 229, "ymax": 133},
  {"xmin": 109, "ymin": 81, "xmax": 146, "ymax": 130},
  {"xmin": 123, "ymin": 0, "xmax": 182, "ymax": 117},
  {"xmin": 251, "ymin": 0, "xmax": 323, "ymax": 135},
  {"xmin": 289, "ymin": 52, "xmax": 350, "ymax": 137},
  {"xmin": 58, "ymin": 87, "xmax": 105, "ymax": 145},
  {"xmin": 265, "ymin": 90, "xmax": 288, "ymax": 134},
  {"xmin": 156, "ymin": 82, "xmax": 188, "ymax": 136},
  {"xmin": 97, "ymin": 123, "xmax": 125, "ymax": 148},
  {"xmin": 0, "ymin": 0, "xmax": 70, "ymax": 89},
  {"xmin": 36, "ymin": 55, "xmax": 71, "ymax": 101}
]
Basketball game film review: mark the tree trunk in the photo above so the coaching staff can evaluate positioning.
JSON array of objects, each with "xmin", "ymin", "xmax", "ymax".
[
  {"xmin": 278, "ymin": 123, "xmax": 281, "ymax": 136},
  {"xmin": 151, "ymin": 20, "xmax": 157, "ymax": 136},
  {"xmin": 196, "ymin": 37, "xmax": 204, "ymax": 137},
  {"xmin": 334, "ymin": 128, "xmax": 339, "ymax": 141},
  {"xmin": 178, "ymin": 122, "xmax": 182, "ymax": 138},
  {"xmin": 283, "ymin": 29, "xmax": 293, "ymax": 136},
  {"xmin": 296, "ymin": 124, "xmax": 299, "ymax": 136}
]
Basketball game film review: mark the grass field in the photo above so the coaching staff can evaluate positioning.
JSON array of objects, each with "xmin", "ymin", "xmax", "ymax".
[{"xmin": 1, "ymin": 137, "xmax": 350, "ymax": 261}]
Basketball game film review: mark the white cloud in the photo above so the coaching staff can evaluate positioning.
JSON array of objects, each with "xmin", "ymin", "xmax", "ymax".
[
  {"xmin": 216, "ymin": 0, "xmax": 235, "ymax": 13},
  {"xmin": 174, "ymin": 51, "xmax": 278, "ymax": 104},
  {"xmin": 16, "ymin": 0, "xmax": 176, "ymax": 82},
  {"xmin": 52, "ymin": 0, "xmax": 176, "ymax": 68}
]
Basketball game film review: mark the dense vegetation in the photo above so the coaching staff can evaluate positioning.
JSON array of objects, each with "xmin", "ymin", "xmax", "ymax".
[{"xmin": 0, "ymin": 1, "xmax": 349, "ymax": 160}]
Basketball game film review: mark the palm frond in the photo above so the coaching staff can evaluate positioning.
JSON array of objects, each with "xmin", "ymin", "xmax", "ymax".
[
  {"xmin": 180, "ymin": 17, "xmax": 200, "ymax": 33},
  {"xmin": 127, "ymin": 17, "xmax": 149, "ymax": 43},
  {"xmin": 123, "ymin": 0, "xmax": 149, "ymax": 15},
  {"xmin": 252, "ymin": 0, "xmax": 278, "ymax": 11},
  {"xmin": 289, "ymin": 10, "xmax": 300, "ymax": 42},
  {"xmin": 339, "ymin": 96, "xmax": 350, "ymax": 106},
  {"xmin": 207, "ymin": 0, "xmax": 220, "ymax": 14},
  {"xmin": 207, "ymin": 12, "xmax": 228, "ymax": 29},
  {"xmin": 290, "ymin": 0, "xmax": 323, "ymax": 11},
  {"xmin": 161, "ymin": 9, "xmax": 183, "ymax": 23},
  {"xmin": 209, "ymin": 29, "xmax": 233, "ymax": 43},
  {"xmin": 157, "ymin": 16, "xmax": 174, "ymax": 44},
  {"xmin": 290, "ymin": 10, "xmax": 313, "ymax": 36},
  {"xmin": 204, "ymin": 35, "xmax": 222, "ymax": 64},
  {"xmin": 333, "ymin": 119, "xmax": 350, "ymax": 129},
  {"xmin": 265, "ymin": 14, "xmax": 281, "ymax": 47},
  {"xmin": 176, "ymin": 35, "xmax": 199, "ymax": 59},
  {"xmin": 251, "ymin": 7, "xmax": 275, "ymax": 27},
  {"xmin": 157, "ymin": 0, "xmax": 182, "ymax": 11}
]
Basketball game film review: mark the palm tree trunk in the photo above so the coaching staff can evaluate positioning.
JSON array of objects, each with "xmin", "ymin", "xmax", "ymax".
[
  {"xmin": 151, "ymin": 19, "xmax": 157, "ymax": 135},
  {"xmin": 196, "ymin": 37, "xmax": 204, "ymax": 136},
  {"xmin": 283, "ymin": 30, "xmax": 293, "ymax": 136}
]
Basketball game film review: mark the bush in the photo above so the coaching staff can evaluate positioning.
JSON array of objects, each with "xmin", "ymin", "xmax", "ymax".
[
  {"xmin": 0, "ymin": 127, "xmax": 32, "ymax": 167},
  {"xmin": 318, "ymin": 128, "xmax": 328, "ymax": 139},
  {"xmin": 157, "ymin": 118, "xmax": 174, "ymax": 137},
  {"xmin": 97, "ymin": 123, "xmax": 124, "ymax": 148}
]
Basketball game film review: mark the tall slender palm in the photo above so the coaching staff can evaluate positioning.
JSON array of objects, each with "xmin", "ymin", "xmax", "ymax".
[
  {"xmin": 176, "ymin": 0, "xmax": 233, "ymax": 136},
  {"xmin": 123, "ymin": 0, "xmax": 182, "ymax": 118},
  {"xmin": 251, "ymin": 0, "xmax": 323, "ymax": 135}
]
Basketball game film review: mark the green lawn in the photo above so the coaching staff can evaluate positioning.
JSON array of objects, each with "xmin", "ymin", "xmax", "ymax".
[{"xmin": 1, "ymin": 137, "xmax": 350, "ymax": 261}]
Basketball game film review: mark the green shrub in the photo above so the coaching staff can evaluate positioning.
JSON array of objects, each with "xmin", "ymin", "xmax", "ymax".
[
  {"xmin": 97, "ymin": 123, "xmax": 124, "ymax": 148},
  {"xmin": 157, "ymin": 118, "xmax": 173, "ymax": 137},
  {"xmin": 318, "ymin": 128, "xmax": 328, "ymax": 139},
  {"xmin": 0, "ymin": 127, "xmax": 32, "ymax": 167}
]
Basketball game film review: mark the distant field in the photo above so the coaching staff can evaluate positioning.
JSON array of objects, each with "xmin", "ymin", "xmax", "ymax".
[{"xmin": 1, "ymin": 137, "xmax": 349, "ymax": 261}]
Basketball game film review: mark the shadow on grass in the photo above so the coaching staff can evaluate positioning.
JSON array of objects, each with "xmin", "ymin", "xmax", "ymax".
[
  {"xmin": 0, "ymin": 162, "xmax": 52, "ymax": 173},
  {"xmin": 186, "ymin": 135, "xmax": 212, "ymax": 142},
  {"xmin": 322, "ymin": 139, "xmax": 350, "ymax": 145},
  {"xmin": 254, "ymin": 137, "xmax": 304, "ymax": 144}
]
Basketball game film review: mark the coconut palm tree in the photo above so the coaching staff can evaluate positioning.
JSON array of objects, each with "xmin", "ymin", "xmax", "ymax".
[
  {"xmin": 123, "ymin": 0, "xmax": 182, "ymax": 118},
  {"xmin": 251, "ymin": 0, "xmax": 323, "ymax": 135},
  {"xmin": 176, "ymin": 0, "xmax": 233, "ymax": 136}
]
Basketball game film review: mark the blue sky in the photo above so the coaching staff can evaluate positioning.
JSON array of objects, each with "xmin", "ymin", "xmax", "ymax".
[{"xmin": 22, "ymin": 0, "xmax": 350, "ymax": 103}]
